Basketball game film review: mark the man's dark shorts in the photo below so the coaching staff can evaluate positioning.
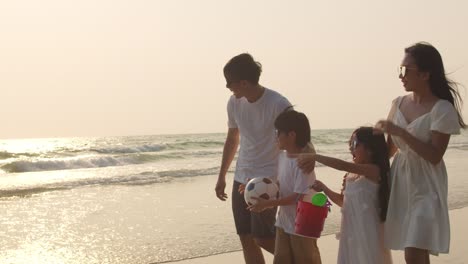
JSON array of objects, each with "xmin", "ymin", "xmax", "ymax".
[{"xmin": 232, "ymin": 180, "xmax": 277, "ymax": 238}]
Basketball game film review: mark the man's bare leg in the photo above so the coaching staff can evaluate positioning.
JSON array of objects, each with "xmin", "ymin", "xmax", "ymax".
[{"xmin": 239, "ymin": 234, "xmax": 265, "ymax": 264}]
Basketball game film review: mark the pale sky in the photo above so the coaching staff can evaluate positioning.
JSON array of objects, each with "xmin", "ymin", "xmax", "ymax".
[{"xmin": 1, "ymin": 0, "xmax": 467, "ymax": 139}]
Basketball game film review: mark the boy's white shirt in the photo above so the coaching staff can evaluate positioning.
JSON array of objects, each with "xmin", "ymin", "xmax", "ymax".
[{"xmin": 275, "ymin": 151, "xmax": 317, "ymax": 235}]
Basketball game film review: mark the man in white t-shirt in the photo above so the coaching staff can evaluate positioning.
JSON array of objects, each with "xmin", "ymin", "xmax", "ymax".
[{"xmin": 215, "ymin": 53, "xmax": 291, "ymax": 264}]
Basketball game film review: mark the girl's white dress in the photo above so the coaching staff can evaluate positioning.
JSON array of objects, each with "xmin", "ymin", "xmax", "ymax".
[
  {"xmin": 338, "ymin": 173, "xmax": 392, "ymax": 264},
  {"xmin": 385, "ymin": 96, "xmax": 461, "ymax": 255}
]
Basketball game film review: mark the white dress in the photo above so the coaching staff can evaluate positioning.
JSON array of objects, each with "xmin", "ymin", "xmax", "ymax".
[
  {"xmin": 338, "ymin": 173, "xmax": 392, "ymax": 264},
  {"xmin": 384, "ymin": 96, "xmax": 461, "ymax": 255}
]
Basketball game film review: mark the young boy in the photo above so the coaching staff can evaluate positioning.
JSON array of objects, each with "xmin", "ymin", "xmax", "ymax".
[{"xmin": 248, "ymin": 110, "xmax": 322, "ymax": 264}]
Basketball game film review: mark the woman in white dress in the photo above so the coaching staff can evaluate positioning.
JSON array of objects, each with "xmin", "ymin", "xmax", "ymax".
[
  {"xmin": 376, "ymin": 42, "xmax": 466, "ymax": 264},
  {"xmin": 301, "ymin": 127, "xmax": 393, "ymax": 263}
]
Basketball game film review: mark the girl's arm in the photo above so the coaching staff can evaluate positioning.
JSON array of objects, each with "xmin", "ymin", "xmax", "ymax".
[
  {"xmin": 312, "ymin": 179, "xmax": 344, "ymax": 207},
  {"xmin": 387, "ymin": 135, "xmax": 398, "ymax": 158},
  {"xmin": 248, "ymin": 193, "xmax": 300, "ymax": 212},
  {"xmin": 314, "ymin": 154, "xmax": 381, "ymax": 183}
]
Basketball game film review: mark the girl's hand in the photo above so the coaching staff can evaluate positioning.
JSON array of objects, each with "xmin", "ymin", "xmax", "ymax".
[
  {"xmin": 375, "ymin": 120, "xmax": 403, "ymax": 136},
  {"xmin": 311, "ymin": 180, "xmax": 327, "ymax": 192},
  {"xmin": 247, "ymin": 197, "xmax": 270, "ymax": 212},
  {"xmin": 297, "ymin": 154, "xmax": 316, "ymax": 174}
]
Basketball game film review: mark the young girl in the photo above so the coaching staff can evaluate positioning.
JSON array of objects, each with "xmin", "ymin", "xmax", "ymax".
[{"xmin": 299, "ymin": 126, "xmax": 393, "ymax": 264}]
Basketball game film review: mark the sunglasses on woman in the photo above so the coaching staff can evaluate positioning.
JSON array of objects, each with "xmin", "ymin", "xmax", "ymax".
[{"xmin": 398, "ymin": 65, "xmax": 418, "ymax": 78}]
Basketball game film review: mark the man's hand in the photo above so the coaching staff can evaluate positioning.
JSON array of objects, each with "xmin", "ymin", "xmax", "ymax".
[
  {"xmin": 298, "ymin": 153, "xmax": 316, "ymax": 174},
  {"xmin": 215, "ymin": 178, "xmax": 228, "ymax": 201}
]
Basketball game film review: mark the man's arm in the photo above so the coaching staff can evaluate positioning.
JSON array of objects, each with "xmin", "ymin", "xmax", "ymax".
[
  {"xmin": 215, "ymin": 128, "xmax": 240, "ymax": 201},
  {"xmin": 297, "ymin": 142, "xmax": 316, "ymax": 174}
]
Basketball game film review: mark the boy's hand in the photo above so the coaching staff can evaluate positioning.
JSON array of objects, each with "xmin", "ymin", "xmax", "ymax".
[
  {"xmin": 311, "ymin": 180, "xmax": 326, "ymax": 192},
  {"xmin": 298, "ymin": 154, "xmax": 316, "ymax": 174},
  {"xmin": 238, "ymin": 178, "xmax": 251, "ymax": 194},
  {"xmin": 247, "ymin": 197, "xmax": 270, "ymax": 212}
]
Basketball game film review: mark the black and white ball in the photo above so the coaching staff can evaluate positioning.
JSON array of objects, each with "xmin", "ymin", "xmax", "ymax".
[{"xmin": 244, "ymin": 177, "xmax": 279, "ymax": 205}]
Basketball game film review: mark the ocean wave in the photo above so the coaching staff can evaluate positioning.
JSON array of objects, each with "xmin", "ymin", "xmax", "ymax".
[
  {"xmin": 0, "ymin": 167, "xmax": 221, "ymax": 198},
  {"xmin": 0, "ymin": 151, "xmax": 15, "ymax": 160},
  {"xmin": 447, "ymin": 143, "xmax": 468, "ymax": 151},
  {"xmin": 167, "ymin": 141, "xmax": 224, "ymax": 150},
  {"xmin": 0, "ymin": 156, "xmax": 139, "ymax": 173},
  {"xmin": 157, "ymin": 167, "xmax": 220, "ymax": 178},
  {"xmin": 91, "ymin": 144, "xmax": 167, "ymax": 154}
]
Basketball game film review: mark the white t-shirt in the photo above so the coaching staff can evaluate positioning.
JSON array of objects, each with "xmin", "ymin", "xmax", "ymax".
[
  {"xmin": 227, "ymin": 87, "xmax": 291, "ymax": 184},
  {"xmin": 275, "ymin": 151, "xmax": 316, "ymax": 235}
]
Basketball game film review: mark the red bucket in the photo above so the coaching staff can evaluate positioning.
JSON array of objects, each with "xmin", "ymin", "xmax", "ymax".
[{"xmin": 295, "ymin": 200, "xmax": 329, "ymax": 238}]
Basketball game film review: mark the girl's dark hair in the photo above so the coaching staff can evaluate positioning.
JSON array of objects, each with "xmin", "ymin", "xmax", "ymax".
[
  {"xmin": 223, "ymin": 53, "xmax": 262, "ymax": 84},
  {"xmin": 405, "ymin": 42, "xmax": 466, "ymax": 128},
  {"xmin": 354, "ymin": 127, "xmax": 390, "ymax": 222},
  {"xmin": 274, "ymin": 110, "xmax": 311, "ymax": 148}
]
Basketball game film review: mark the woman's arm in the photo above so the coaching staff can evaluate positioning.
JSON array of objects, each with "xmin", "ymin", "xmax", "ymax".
[
  {"xmin": 376, "ymin": 120, "xmax": 450, "ymax": 164},
  {"xmin": 387, "ymin": 135, "xmax": 398, "ymax": 158}
]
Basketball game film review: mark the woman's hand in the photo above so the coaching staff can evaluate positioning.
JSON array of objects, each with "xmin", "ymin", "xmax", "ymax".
[
  {"xmin": 297, "ymin": 153, "xmax": 316, "ymax": 174},
  {"xmin": 247, "ymin": 197, "xmax": 270, "ymax": 212},
  {"xmin": 375, "ymin": 120, "xmax": 404, "ymax": 136}
]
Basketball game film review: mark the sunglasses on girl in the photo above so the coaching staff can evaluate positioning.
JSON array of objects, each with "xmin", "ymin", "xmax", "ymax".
[
  {"xmin": 398, "ymin": 65, "xmax": 418, "ymax": 78},
  {"xmin": 350, "ymin": 138, "xmax": 359, "ymax": 151},
  {"xmin": 275, "ymin": 129, "xmax": 283, "ymax": 137}
]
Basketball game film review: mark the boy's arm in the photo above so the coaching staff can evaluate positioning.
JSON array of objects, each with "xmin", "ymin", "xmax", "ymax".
[{"xmin": 248, "ymin": 193, "xmax": 300, "ymax": 212}]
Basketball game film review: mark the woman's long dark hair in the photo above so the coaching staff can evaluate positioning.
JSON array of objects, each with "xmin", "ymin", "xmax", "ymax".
[
  {"xmin": 354, "ymin": 127, "xmax": 390, "ymax": 222},
  {"xmin": 405, "ymin": 42, "xmax": 466, "ymax": 128}
]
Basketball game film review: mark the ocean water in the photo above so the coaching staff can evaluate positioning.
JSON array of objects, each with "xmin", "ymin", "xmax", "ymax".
[{"xmin": 1, "ymin": 129, "xmax": 467, "ymax": 263}]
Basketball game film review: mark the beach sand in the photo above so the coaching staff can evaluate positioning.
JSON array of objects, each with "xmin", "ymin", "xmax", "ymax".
[
  {"xmin": 1, "ymin": 162, "xmax": 466, "ymax": 263},
  {"xmin": 174, "ymin": 207, "xmax": 468, "ymax": 264}
]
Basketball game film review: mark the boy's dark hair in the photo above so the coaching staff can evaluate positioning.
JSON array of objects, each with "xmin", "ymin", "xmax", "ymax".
[
  {"xmin": 274, "ymin": 110, "xmax": 311, "ymax": 148},
  {"xmin": 223, "ymin": 53, "xmax": 262, "ymax": 84},
  {"xmin": 353, "ymin": 127, "xmax": 390, "ymax": 222}
]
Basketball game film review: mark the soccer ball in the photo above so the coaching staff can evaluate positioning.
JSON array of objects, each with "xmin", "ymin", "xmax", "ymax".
[{"xmin": 244, "ymin": 177, "xmax": 279, "ymax": 205}]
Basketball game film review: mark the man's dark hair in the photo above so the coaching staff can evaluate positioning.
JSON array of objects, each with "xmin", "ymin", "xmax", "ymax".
[{"xmin": 223, "ymin": 53, "xmax": 262, "ymax": 84}]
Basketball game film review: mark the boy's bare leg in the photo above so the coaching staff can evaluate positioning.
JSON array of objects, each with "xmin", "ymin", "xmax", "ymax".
[
  {"xmin": 254, "ymin": 237, "xmax": 275, "ymax": 254},
  {"xmin": 240, "ymin": 234, "xmax": 265, "ymax": 264}
]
